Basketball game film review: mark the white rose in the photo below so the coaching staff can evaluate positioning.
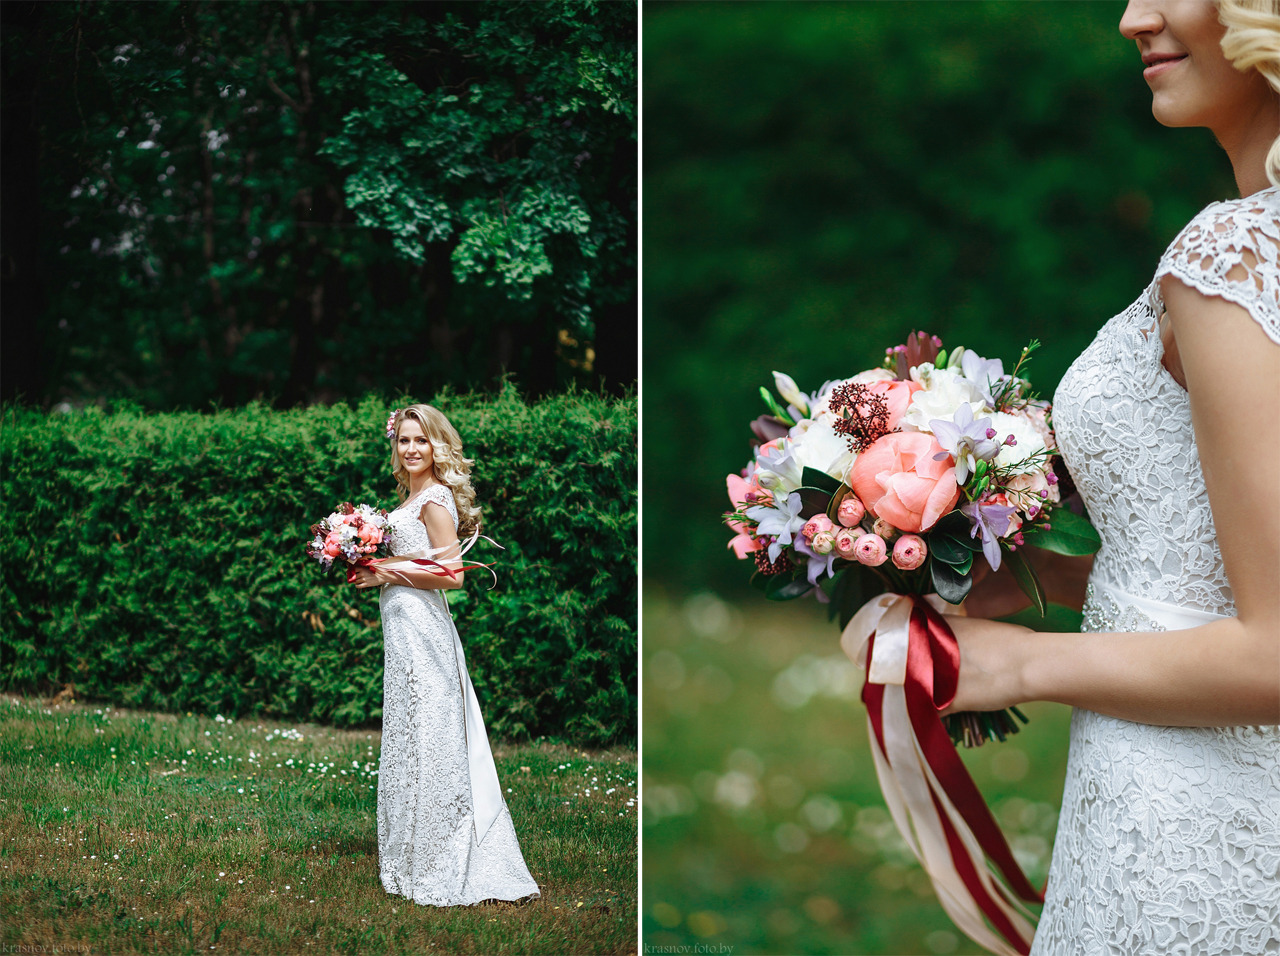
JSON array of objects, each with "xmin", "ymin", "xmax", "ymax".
[
  {"xmin": 989, "ymin": 410, "xmax": 1049, "ymax": 473},
  {"xmin": 790, "ymin": 417, "xmax": 855, "ymax": 483},
  {"xmin": 901, "ymin": 367, "xmax": 988, "ymax": 433}
]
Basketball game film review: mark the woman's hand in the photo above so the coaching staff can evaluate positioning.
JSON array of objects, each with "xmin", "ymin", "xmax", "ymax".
[
  {"xmin": 938, "ymin": 615, "xmax": 1035, "ymax": 716},
  {"xmin": 348, "ymin": 560, "xmax": 384, "ymax": 590}
]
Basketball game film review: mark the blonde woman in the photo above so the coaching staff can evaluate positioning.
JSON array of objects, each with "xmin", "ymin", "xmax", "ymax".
[
  {"xmin": 349, "ymin": 403, "xmax": 540, "ymax": 906},
  {"xmin": 941, "ymin": 1, "xmax": 1280, "ymax": 952}
]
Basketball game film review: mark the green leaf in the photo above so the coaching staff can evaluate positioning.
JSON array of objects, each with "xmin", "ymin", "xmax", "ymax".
[
  {"xmin": 800, "ymin": 467, "xmax": 842, "ymax": 495},
  {"xmin": 929, "ymin": 558, "xmax": 972, "ymax": 605},
  {"xmin": 758, "ymin": 387, "xmax": 795, "ymax": 426},
  {"xmin": 931, "ymin": 511, "xmax": 972, "ymax": 540},
  {"xmin": 765, "ymin": 573, "xmax": 813, "ymax": 601},
  {"xmin": 825, "ymin": 482, "xmax": 853, "ymax": 524},
  {"xmin": 1023, "ymin": 508, "xmax": 1101, "ymax": 556},
  {"xmin": 928, "ymin": 534, "xmax": 972, "ymax": 566},
  {"xmin": 1003, "ymin": 548, "xmax": 1046, "ymax": 617},
  {"xmin": 797, "ymin": 485, "xmax": 834, "ymax": 519}
]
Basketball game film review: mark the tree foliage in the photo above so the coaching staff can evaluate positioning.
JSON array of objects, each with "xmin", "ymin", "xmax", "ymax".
[{"xmin": 1, "ymin": 0, "xmax": 636, "ymax": 408}]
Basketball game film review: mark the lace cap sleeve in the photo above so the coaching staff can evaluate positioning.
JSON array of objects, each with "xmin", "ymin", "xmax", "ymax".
[
  {"xmin": 1149, "ymin": 186, "xmax": 1280, "ymax": 344},
  {"xmin": 419, "ymin": 483, "xmax": 459, "ymax": 530}
]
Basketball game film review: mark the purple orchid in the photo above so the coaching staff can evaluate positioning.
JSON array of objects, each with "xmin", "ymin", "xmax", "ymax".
[
  {"xmin": 930, "ymin": 403, "xmax": 1000, "ymax": 483},
  {"xmin": 960, "ymin": 350, "xmax": 1006, "ymax": 405},
  {"xmin": 792, "ymin": 533, "xmax": 835, "ymax": 600},
  {"xmin": 960, "ymin": 497, "xmax": 1018, "ymax": 571}
]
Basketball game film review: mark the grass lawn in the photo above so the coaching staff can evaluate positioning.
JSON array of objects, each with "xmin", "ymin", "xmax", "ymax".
[
  {"xmin": 642, "ymin": 587, "xmax": 1076, "ymax": 956},
  {"xmin": 0, "ymin": 696, "xmax": 636, "ymax": 955}
]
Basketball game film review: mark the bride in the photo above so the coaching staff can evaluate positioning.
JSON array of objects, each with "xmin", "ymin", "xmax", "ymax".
[
  {"xmin": 947, "ymin": 0, "xmax": 1279, "ymax": 952},
  {"xmin": 349, "ymin": 403, "xmax": 540, "ymax": 907}
]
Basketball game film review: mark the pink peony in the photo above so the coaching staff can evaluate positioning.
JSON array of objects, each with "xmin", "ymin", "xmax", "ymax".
[
  {"xmin": 358, "ymin": 524, "xmax": 383, "ymax": 546},
  {"xmin": 836, "ymin": 493, "xmax": 866, "ymax": 528},
  {"xmin": 867, "ymin": 379, "xmax": 924, "ymax": 432},
  {"xmin": 812, "ymin": 531, "xmax": 836, "ymax": 555},
  {"xmin": 853, "ymin": 533, "xmax": 888, "ymax": 566},
  {"xmin": 892, "ymin": 534, "xmax": 927, "ymax": 571},
  {"xmin": 848, "ymin": 431, "xmax": 961, "ymax": 534},
  {"xmin": 834, "ymin": 527, "xmax": 860, "ymax": 557},
  {"xmin": 802, "ymin": 514, "xmax": 835, "ymax": 541},
  {"xmin": 323, "ymin": 532, "xmax": 343, "ymax": 558}
]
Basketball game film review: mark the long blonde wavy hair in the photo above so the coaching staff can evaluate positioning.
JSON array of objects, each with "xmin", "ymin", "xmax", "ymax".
[
  {"xmin": 1218, "ymin": 0, "xmax": 1280, "ymax": 185},
  {"xmin": 389, "ymin": 404, "xmax": 483, "ymax": 537}
]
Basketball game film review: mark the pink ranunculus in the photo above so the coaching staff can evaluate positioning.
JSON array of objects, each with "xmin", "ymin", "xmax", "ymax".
[
  {"xmin": 848, "ymin": 431, "xmax": 961, "ymax": 534},
  {"xmin": 323, "ymin": 532, "xmax": 343, "ymax": 558},
  {"xmin": 802, "ymin": 514, "xmax": 835, "ymax": 541},
  {"xmin": 834, "ymin": 527, "xmax": 859, "ymax": 557},
  {"xmin": 836, "ymin": 493, "xmax": 866, "ymax": 528},
  {"xmin": 892, "ymin": 534, "xmax": 927, "ymax": 571},
  {"xmin": 872, "ymin": 517, "xmax": 899, "ymax": 541},
  {"xmin": 853, "ymin": 533, "xmax": 888, "ymax": 566},
  {"xmin": 811, "ymin": 531, "xmax": 836, "ymax": 555}
]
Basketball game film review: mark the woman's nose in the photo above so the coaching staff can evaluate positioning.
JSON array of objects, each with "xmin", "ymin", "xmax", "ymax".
[{"xmin": 1119, "ymin": 0, "xmax": 1164, "ymax": 40}]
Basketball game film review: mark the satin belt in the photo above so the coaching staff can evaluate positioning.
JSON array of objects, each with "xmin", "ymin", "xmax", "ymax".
[{"xmin": 1088, "ymin": 580, "xmax": 1230, "ymax": 631}]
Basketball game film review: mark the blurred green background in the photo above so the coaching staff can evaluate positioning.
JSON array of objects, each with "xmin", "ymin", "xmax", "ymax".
[{"xmin": 642, "ymin": 2, "xmax": 1237, "ymax": 954}]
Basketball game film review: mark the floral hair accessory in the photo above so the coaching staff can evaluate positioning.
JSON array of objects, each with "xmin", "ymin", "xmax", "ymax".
[{"xmin": 386, "ymin": 409, "xmax": 400, "ymax": 439}]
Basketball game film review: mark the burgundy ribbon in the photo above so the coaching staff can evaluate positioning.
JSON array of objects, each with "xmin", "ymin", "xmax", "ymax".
[{"xmin": 862, "ymin": 595, "xmax": 1043, "ymax": 955}]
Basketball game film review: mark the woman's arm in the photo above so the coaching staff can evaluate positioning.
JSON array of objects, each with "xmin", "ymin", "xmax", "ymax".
[
  {"xmin": 351, "ymin": 501, "xmax": 466, "ymax": 591},
  {"xmin": 944, "ymin": 278, "xmax": 1280, "ymax": 727}
]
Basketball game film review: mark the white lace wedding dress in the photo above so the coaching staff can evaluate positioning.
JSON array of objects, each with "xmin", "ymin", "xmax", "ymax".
[
  {"xmin": 377, "ymin": 483, "xmax": 540, "ymax": 906},
  {"xmin": 1031, "ymin": 187, "xmax": 1280, "ymax": 955}
]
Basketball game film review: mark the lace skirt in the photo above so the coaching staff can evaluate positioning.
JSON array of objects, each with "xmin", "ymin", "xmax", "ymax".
[{"xmin": 1030, "ymin": 582, "xmax": 1280, "ymax": 956}]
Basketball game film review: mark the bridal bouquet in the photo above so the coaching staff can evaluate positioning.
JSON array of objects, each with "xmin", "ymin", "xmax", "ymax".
[
  {"xmin": 725, "ymin": 331, "xmax": 1098, "ymax": 743},
  {"xmin": 724, "ymin": 331, "xmax": 1100, "ymax": 955},
  {"xmin": 305, "ymin": 502, "xmax": 393, "ymax": 571}
]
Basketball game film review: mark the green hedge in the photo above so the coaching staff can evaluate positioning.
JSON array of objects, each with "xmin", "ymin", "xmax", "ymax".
[{"xmin": 0, "ymin": 385, "xmax": 636, "ymax": 745}]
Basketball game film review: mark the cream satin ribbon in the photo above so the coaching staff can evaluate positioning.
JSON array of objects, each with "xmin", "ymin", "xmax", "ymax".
[
  {"xmin": 842, "ymin": 593, "xmax": 1037, "ymax": 956},
  {"xmin": 377, "ymin": 532, "xmax": 505, "ymax": 847}
]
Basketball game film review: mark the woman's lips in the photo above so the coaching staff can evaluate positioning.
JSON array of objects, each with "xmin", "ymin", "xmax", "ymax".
[{"xmin": 1143, "ymin": 55, "xmax": 1187, "ymax": 80}]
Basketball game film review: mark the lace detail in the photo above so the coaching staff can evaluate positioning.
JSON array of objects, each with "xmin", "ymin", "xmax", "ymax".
[
  {"xmin": 1149, "ymin": 185, "xmax": 1280, "ymax": 344},
  {"xmin": 1034, "ymin": 192, "xmax": 1280, "ymax": 954},
  {"xmin": 377, "ymin": 485, "xmax": 539, "ymax": 906}
]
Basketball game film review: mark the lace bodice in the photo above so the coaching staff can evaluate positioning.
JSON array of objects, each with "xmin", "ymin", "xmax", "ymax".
[
  {"xmin": 387, "ymin": 484, "xmax": 459, "ymax": 556},
  {"xmin": 1052, "ymin": 185, "xmax": 1280, "ymax": 613},
  {"xmin": 1031, "ymin": 188, "xmax": 1280, "ymax": 956}
]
